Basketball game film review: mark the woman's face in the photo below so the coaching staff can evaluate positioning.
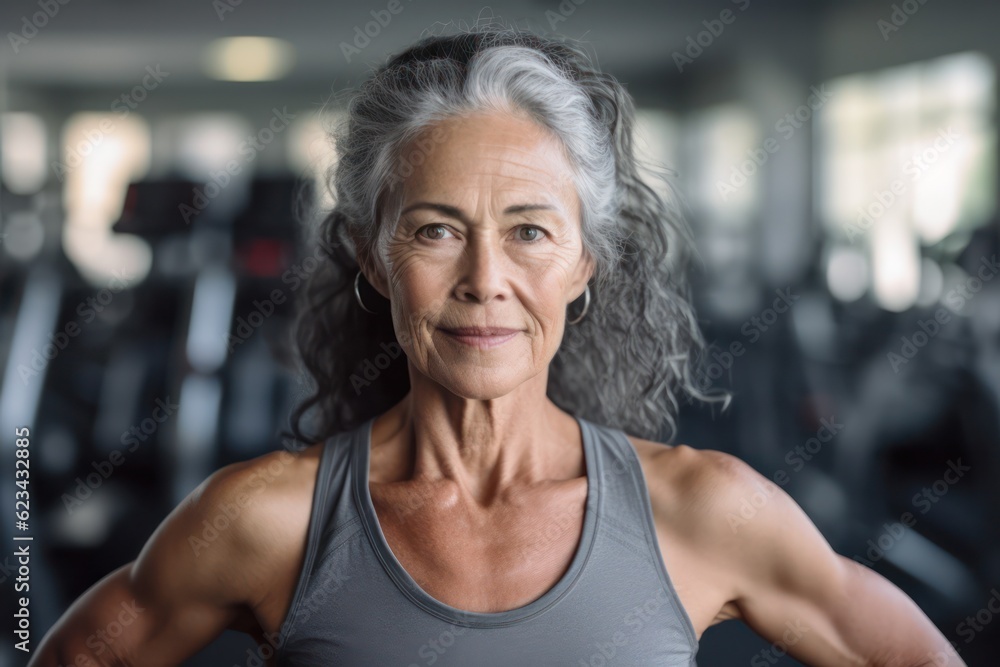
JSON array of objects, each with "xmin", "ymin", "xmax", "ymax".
[{"xmin": 369, "ymin": 110, "xmax": 594, "ymax": 399}]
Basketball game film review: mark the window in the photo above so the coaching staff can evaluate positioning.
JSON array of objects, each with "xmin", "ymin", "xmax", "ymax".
[{"xmin": 817, "ymin": 52, "xmax": 995, "ymax": 310}]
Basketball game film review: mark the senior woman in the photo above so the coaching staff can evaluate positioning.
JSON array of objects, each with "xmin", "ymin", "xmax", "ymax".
[{"xmin": 33, "ymin": 27, "xmax": 964, "ymax": 667}]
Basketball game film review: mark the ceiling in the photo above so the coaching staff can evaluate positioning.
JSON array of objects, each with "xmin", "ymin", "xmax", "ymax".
[
  {"xmin": 1, "ymin": 0, "xmax": 992, "ymax": 115},
  {"xmin": 1, "ymin": 0, "xmax": 850, "ymax": 88}
]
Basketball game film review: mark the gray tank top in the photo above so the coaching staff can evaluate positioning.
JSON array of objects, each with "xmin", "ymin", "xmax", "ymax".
[{"xmin": 274, "ymin": 415, "xmax": 700, "ymax": 666}]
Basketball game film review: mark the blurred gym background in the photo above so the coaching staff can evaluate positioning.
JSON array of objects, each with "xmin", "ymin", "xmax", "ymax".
[{"xmin": 1, "ymin": 0, "xmax": 998, "ymax": 664}]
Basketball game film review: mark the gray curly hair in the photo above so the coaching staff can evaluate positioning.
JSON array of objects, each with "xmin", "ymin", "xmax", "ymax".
[{"xmin": 286, "ymin": 23, "xmax": 731, "ymax": 446}]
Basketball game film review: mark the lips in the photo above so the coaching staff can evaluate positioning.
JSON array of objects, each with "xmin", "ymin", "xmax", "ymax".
[
  {"xmin": 441, "ymin": 327, "xmax": 521, "ymax": 336},
  {"xmin": 439, "ymin": 326, "xmax": 522, "ymax": 349}
]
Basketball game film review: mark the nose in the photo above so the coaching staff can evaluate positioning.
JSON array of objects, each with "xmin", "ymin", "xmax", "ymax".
[{"xmin": 454, "ymin": 233, "xmax": 511, "ymax": 305}]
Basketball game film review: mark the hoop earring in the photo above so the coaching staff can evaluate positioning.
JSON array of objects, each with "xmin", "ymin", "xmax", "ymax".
[
  {"xmin": 354, "ymin": 270, "xmax": 377, "ymax": 314},
  {"xmin": 567, "ymin": 284, "xmax": 590, "ymax": 325}
]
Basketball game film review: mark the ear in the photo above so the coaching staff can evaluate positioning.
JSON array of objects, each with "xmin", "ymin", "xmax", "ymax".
[
  {"xmin": 351, "ymin": 234, "xmax": 389, "ymax": 299},
  {"xmin": 571, "ymin": 249, "xmax": 596, "ymax": 301},
  {"xmin": 356, "ymin": 251, "xmax": 391, "ymax": 301}
]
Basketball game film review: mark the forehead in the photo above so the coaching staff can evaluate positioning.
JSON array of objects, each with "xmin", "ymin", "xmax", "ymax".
[{"xmin": 399, "ymin": 111, "xmax": 577, "ymax": 207}]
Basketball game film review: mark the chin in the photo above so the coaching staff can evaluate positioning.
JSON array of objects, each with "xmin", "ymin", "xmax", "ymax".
[{"xmin": 432, "ymin": 367, "xmax": 527, "ymax": 400}]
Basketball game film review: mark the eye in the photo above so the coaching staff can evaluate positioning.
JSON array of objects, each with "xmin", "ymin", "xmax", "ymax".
[
  {"xmin": 517, "ymin": 226, "xmax": 546, "ymax": 242},
  {"xmin": 417, "ymin": 224, "xmax": 453, "ymax": 240}
]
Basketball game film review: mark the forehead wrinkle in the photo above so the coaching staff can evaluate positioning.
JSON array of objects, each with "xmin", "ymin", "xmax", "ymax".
[
  {"xmin": 474, "ymin": 164, "xmax": 576, "ymax": 214},
  {"xmin": 428, "ymin": 122, "xmax": 571, "ymax": 175},
  {"xmin": 443, "ymin": 158, "xmax": 569, "ymax": 190},
  {"xmin": 407, "ymin": 177, "xmax": 566, "ymax": 220},
  {"xmin": 400, "ymin": 117, "xmax": 581, "ymax": 230}
]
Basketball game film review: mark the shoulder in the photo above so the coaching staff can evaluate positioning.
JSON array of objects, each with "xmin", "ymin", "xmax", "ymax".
[
  {"xmin": 626, "ymin": 434, "xmax": 850, "ymax": 594},
  {"xmin": 189, "ymin": 443, "xmax": 325, "ymax": 554},
  {"xmin": 623, "ymin": 434, "xmax": 812, "ymax": 555},
  {"xmin": 133, "ymin": 443, "xmax": 326, "ymax": 608},
  {"xmin": 196, "ymin": 443, "xmax": 325, "ymax": 509},
  {"xmin": 623, "ymin": 435, "xmax": 752, "ymax": 521}
]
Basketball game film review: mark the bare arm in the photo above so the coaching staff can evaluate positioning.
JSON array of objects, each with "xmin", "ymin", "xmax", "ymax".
[
  {"xmin": 29, "ymin": 455, "xmax": 287, "ymax": 667},
  {"xmin": 669, "ymin": 448, "xmax": 965, "ymax": 666}
]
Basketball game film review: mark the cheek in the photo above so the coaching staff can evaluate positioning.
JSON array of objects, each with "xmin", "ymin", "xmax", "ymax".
[
  {"xmin": 390, "ymin": 271, "xmax": 447, "ymax": 340},
  {"xmin": 523, "ymin": 275, "xmax": 574, "ymax": 333},
  {"xmin": 402, "ymin": 266, "xmax": 448, "ymax": 307}
]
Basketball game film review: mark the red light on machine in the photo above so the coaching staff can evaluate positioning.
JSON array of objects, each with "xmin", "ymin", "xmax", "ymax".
[{"xmin": 238, "ymin": 238, "xmax": 289, "ymax": 277}]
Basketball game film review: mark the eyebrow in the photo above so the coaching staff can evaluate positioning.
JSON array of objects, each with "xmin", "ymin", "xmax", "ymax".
[{"xmin": 400, "ymin": 202, "xmax": 558, "ymax": 222}]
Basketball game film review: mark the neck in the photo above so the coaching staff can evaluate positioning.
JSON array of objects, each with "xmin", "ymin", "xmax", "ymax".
[{"xmin": 371, "ymin": 365, "xmax": 582, "ymax": 506}]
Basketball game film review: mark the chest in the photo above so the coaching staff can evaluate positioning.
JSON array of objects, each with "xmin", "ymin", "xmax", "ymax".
[
  {"xmin": 268, "ymin": 480, "xmax": 702, "ymax": 665},
  {"xmin": 368, "ymin": 477, "xmax": 590, "ymax": 613},
  {"xmin": 251, "ymin": 447, "xmax": 730, "ymax": 648}
]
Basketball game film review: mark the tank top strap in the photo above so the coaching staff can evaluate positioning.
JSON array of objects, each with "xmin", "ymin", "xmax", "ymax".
[
  {"xmin": 583, "ymin": 419, "xmax": 699, "ymax": 650},
  {"xmin": 583, "ymin": 420, "xmax": 659, "ymax": 549},
  {"xmin": 276, "ymin": 424, "xmax": 363, "ymax": 646}
]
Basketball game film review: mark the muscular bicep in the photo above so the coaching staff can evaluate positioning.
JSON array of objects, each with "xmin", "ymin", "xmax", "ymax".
[
  {"xmin": 695, "ymin": 451, "xmax": 964, "ymax": 666},
  {"xmin": 31, "ymin": 466, "xmax": 265, "ymax": 667},
  {"xmin": 30, "ymin": 558, "xmax": 234, "ymax": 667},
  {"xmin": 738, "ymin": 548, "xmax": 964, "ymax": 666}
]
